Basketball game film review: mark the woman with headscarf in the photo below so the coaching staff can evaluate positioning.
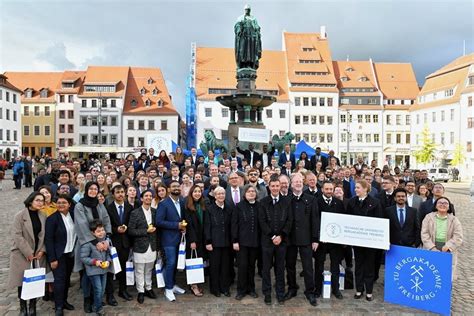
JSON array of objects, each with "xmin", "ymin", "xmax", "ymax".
[{"xmin": 73, "ymin": 182, "xmax": 112, "ymax": 313}]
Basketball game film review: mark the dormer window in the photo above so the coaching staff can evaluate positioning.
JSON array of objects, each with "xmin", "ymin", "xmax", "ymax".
[
  {"xmin": 40, "ymin": 88, "xmax": 48, "ymax": 98},
  {"xmin": 345, "ymin": 67, "xmax": 354, "ymax": 72},
  {"xmin": 145, "ymin": 99, "xmax": 151, "ymax": 107},
  {"xmin": 147, "ymin": 78, "xmax": 154, "ymax": 84},
  {"xmin": 131, "ymin": 99, "xmax": 137, "ymax": 107},
  {"xmin": 25, "ymin": 89, "xmax": 33, "ymax": 98},
  {"xmin": 157, "ymin": 99, "xmax": 163, "ymax": 108},
  {"xmin": 302, "ymin": 47, "xmax": 315, "ymax": 52},
  {"xmin": 341, "ymin": 76, "xmax": 349, "ymax": 82},
  {"xmin": 152, "ymin": 88, "xmax": 159, "ymax": 95},
  {"xmin": 140, "ymin": 88, "xmax": 146, "ymax": 96},
  {"xmin": 359, "ymin": 76, "xmax": 368, "ymax": 82}
]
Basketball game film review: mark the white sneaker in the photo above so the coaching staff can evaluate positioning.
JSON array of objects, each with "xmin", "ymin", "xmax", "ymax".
[
  {"xmin": 172, "ymin": 285, "xmax": 186, "ymax": 295},
  {"xmin": 164, "ymin": 289, "xmax": 176, "ymax": 301}
]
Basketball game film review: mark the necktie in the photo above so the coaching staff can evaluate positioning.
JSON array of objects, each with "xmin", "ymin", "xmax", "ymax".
[
  {"xmin": 359, "ymin": 198, "xmax": 363, "ymax": 206},
  {"xmin": 273, "ymin": 198, "xmax": 277, "ymax": 205},
  {"xmin": 326, "ymin": 198, "xmax": 331, "ymax": 205},
  {"xmin": 118, "ymin": 205, "xmax": 124, "ymax": 225},
  {"xmin": 399, "ymin": 209, "xmax": 405, "ymax": 227},
  {"xmin": 233, "ymin": 189, "xmax": 240, "ymax": 205}
]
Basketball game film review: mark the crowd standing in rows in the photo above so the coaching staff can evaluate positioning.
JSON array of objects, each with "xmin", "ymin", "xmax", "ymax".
[{"xmin": 7, "ymin": 145, "xmax": 463, "ymax": 315}]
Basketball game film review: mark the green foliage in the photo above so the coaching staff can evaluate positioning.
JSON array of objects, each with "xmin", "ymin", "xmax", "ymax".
[
  {"xmin": 450, "ymin": 143, "xmax": 465, "ymax": 166},
  {"xmin": 413, "ymin": 126, "xmax": 437, "ymax": 164}
]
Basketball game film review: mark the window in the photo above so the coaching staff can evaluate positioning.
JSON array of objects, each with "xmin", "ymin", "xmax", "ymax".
[
  {"xmin": 68, "ymin": 110, "xmax": 74, "ymax": 119},
  {"xmin": 222, "ymin": 108, "xmax": 229, "ymax": 117},
  {"xmin": 90, "ymin": 116, "xmax": 98, "ymax": 126},
  {"xmin": 24, "ymin": 126, "xmax": 30, "ymax": 136},
  {"xmin": 311, "ymin": 133, "xmax": 317, "ymax": 142},
  {"xmin": 205, "ymin": 108, "xmax": 212, "ymax": 117},
  {"xmin": 0, "ymin": 129, "xmax": 2, "ymax": 140},
  {"xmin": 303, "ymin": 97, "xmax": 309, "ymax": 106},
  {"xmin": 432, "ymin": 112, "xmax": 436, "ymax": 122},
  {"xmin": 59, "ymin": 95, "xmax": 65, "ymax": 103},
  {"xmin": 424, "ymin": 113, "xmax": 428, "ymax": 123},
  {"xmin": 130, "ymin": 99, "xmax": 137, "ymax": 107},
  {"xmin": 82, "ymin": 100, "xmax": 87, "ymax": 107},
  {"xmin": 0, "ymin": 108, "xmax": 2, "ymax": 119},
  {"xmin": 6, "ymin": 130, "xmax": 10, "ymax": 141},
  {"xmin": 396, "ymin": 134, "xmax": 402, "ymax": 144},
  {"xmin": 101, "ymin": 99, "xmax": 107, "ymax": 107},
  {"xmin": 368, "ymin": 98, "xmax": 377, "ymax": 105},
  {"xmin": 111, "ymin": 100, "xmax": 116, "ymax": 107},
  {"xmin": 406, "ymin": 115, "xmax": 411, "ymax": 125},
  {"xmin": 44, "ymin": 106, "xmax": 50, "ymax": 116},
  {"xmin": 386, "ymin": 133, "xmax": 392, "ymax": 144},
  {"xmin": 295, "ymin": 134, "xmax": 301, "ymax": 142},
  {"xmin": 44, "ymin": 126, "xmax": 50, "ymax": 136},
  {"xmin": 68, "ymin": 95, "xmax": 73, "ymax": 103},
  {"xmin": 5, "ymin": 91, "xmax": 10, "ymax": 102},
  {"xmin": 138, "ymin": 137, "xmax": 145, "ymax": 147},
  {"xmin": 295, "ymin": 116, "xmax": 301, "ymax": 125},
  {"xmin": 327, "ymin": 116, "xmax": 333, "ymax": 125},
  {"xmin": 101, "ymin": 116, "xmax": 108, "ymax": 126},
  {"xmin": 59, "ymin": 139, "xmax": 65, "ymax": 147},
  {"xmin": 80, "ymin": 134, "xmax": 88, "ymax": 145},
  {"xmin": 357, "ymin": 99, "xmax": 362, "ymax": 105},
  {"xmin": 468, "ymin": 117, "xmax": 474, "ymax": 129},
  {"xmin": 128, "ymin": 120, "xmax": 134, "ymax": 130},
  {"xmin": 68, "ymin": 139, "xmax": 73, "ymax": 146},
  {"xmin": 386, "ymin": 115, "xmax": 392, "ymax": 125},
  {"xmin": 294, "ymin": 97, "xmax": 300, "ymax": 106},
  {"xmin": 148, "ymin": 120, "xmax": 155, "ymax": 130},
  {"xmin": 450, "ymin": 132, "xmax": 455, "ymax": 144},
  {"xmin": 365, "ymin": 134, "xmax": 372, "ymax": 143},
  {"xmin": 445, "ymin": 89, "xmax": 453, "ymax": 97},
  {"xmin": 406, "ymin": 134, "xmax": 411, "ymax": 144},
  {"xmin": 40, "ymin": 89, "xmax": 48, "ymax": 98},
  {"xmin": 127, "ymin": 137, "xmax": 134, "ymax": 147},
  {"xmin": 80, "ymin": 116, "xmax": 88, "ymax": 126},
  {"xmin": 303, "ymin": 133, "xmax": 309, "ymax": 142},
  {"xmin": 396, "ymin": 115, "xmax": 401, "ymax": 125},
  {"xmin": 266, "ymin": 109, "xmax": 272, "ymax": 118},
  {"xmin": 13, "ymin": 110, "xmax": 17, "ymax": 121},
  {"xmin": 311, "ymin": 115, "xmax": 317, "ymax": 125},
  {"xmin": 440, "ymin": 132, "xmax": 445, "ymax": 145},
  {"xmin": 341, "ymin": 133, "xmax": 346, "ymax": 142},
  {"xmin": 340, "ymin": 114, "xmax": 346, "ymax": 123},
  {"xmin": 91, "ymin": 135, "xmax": 99, "ymax": 145},
  {"xmin": 365, "ymin": 114, "xmax": 371, "ymax": 123},
  {"xmin": 373, "ymin": 115, "xmax": 379, "ymax": 123},
  {"xmin": 12, "ymin": 94, "xmax": 17, "ymax": 103},
  {"xmin": 319, "ymin": 134, "xmax": 325, "ymax": 143},
  {"xmin": 357, "ymin": 115, "xmax": 363, "ymax": 123},
  {"xmin": 59, "ymin": 124, "xmax": 65, "ymax": 133},
  {"xmin": 0, "ymin": 89, "xmax": 2, "ymax": 100},
  {"xmin": 59, "ymin": 110, "xmax": 66, "ymax": 119},
  {"xmin": 157, "ymin": 99, "xmax": 164, "ymax": 107},
  {"xmin": 319, "ymin": 97, "xmax": 325, "ymax": 106},
  {"xmin": 327, "ymin": 133, "xmax": 333, "ymax": 143},
  {"xmin": 6, "ymin": 109, "xmax": 9, "ymax": 120},
  {"xmin": 145, "ymin": 99, "xmax": 151, "ymax": 107},
  {"xmin": 34, "ymin": 106, "xmax": 40, "ymax": 116},
  {"xmin": 91, "ymin": 100, "xmax": 97, "ymax": 108},
  {"xmin": 357, "ymin": 134, "xmax": 363, "ymax": 142},
  {"xmin": 110, "ymin": 134, "xmax": 118, "ymax": 145},
  {"xmin": 328, "ymin": 98, "xmax": 333, "ymax": 107},
  {"xmin": 374, "ymin": 134, "xmax": 380, "ymax": 142},
  {"xmin": 101, "ymin": 135, "xmax": 107, "ymax": 145},
  {"xmin": 138, "ymin": 120, "xmax": 145, "ymax": 130},
  {"xmin": 34, "ymin": 126, "xmax": 40, "ymax": 136},
  {"xmin": 468, "ymin": 96, "xmax": 473, "ymax": 107},
  {"xmin": 319, "ymin": 116, "xmax": 325, "ymax": 125},
  {"xmin": 303, "ymin": 115, "xmax": 309, "ymax": 125},
  {"xmin": 161, "ymin": 120, "xmax": 168, "ymax": 130},
  {"xmin": 24, "ymin": 106, "xmax": 29, "ymax": 116},
  {"xmin": 279, "ymin": 110, "xmax": 286, "ymax": 119},
  {"xmin": 279, "ymin": 130, "xmax": 285, "ymax": 137},
  {"xmin": 311, "ymin": 97, "xmax": 317, "ymax": 106},
  {"xmin": 110, "ymin": 116, "xmax": 117, "ymax": 126},
  {"xmin": 416, "ymin": 114, "xmax": 420, "ymax": 124},
  {"xmin": 450, "ymin": 109, "xmax": 455, "ymax": 120},
  {"xmin": 140, "ymin": 88, "xmax": 146, "ymax": 95}
]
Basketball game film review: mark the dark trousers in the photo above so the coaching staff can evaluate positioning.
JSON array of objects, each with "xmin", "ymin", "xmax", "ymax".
[
  {"xmin": 24, "ymin": 174, "xmax": 32, "ymax": 187},
  {"xmin": 52, "ymin": 254, "xmax": 74, "ymax": 309},
  {"xmin": 314, "ymin": 243, "xmax": 343, "ymax": 294},
  {"xmin": 106, "ymin": 246, "xmax": 130, "ymax": 295},
  {"xmin": 344, "ymin": 246, "xmax": 353, "ymax": 268},
  {"xmin": 353, "ymin": 246, "xmax": 376, "ymax": 294},
  {"xmin": 209, "ymin": 247, "xmax": 231, "ymax": 294},
  {"xmin": 14, "ymin": 174, "xmax": 22, "ymax": 189},
  {"xmin": 373, "ymin": 249, "xmax": 383, "ymax": 281},
  {"xmin": 261, "ymin": 242, "xmax": 286, "ymax": 299},
  {"xmin": 236, "ymin": 246, "xmax": 258, "ymax": 295},
  {"xmin": 286, "ymin": 244, "xmax": 314, "ymax": 294}
]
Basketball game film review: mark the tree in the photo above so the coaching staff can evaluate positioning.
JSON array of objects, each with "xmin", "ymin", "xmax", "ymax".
[
  {"xmin": 413, "ymin": 126, "xmax": 437, "ymax": 165},
  {"xmin": 450, "ymin": 143, "xmax": 465, "ymax": 167}
]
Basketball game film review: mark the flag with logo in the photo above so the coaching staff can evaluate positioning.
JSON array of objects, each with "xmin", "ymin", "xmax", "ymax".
[{"xmin": 384, "ymin": 245, "xmax": 452, "ymax": 316}]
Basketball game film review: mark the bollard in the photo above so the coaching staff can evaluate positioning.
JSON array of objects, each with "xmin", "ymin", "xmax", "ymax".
[
  {"xmin": 323, "ymin": 270, "xmax": 331, "ymax": 299},
  {"xmin": 339, "ymin": 265, "xmax": 345, "ymax": 291}
]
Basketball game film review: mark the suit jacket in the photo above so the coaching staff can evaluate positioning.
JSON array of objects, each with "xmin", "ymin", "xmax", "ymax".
[
  {"xmin": 281, "ymin": 167, "xmax": 293, "ymax": 177},
  {"xmin": 156, "ymin": 196, "xmax": 186, "ymax": 247},
  {"xmin": 260, "ymin": 146, "xmax": 276, "ymax": 167},
  {"xmin": 107, "ymin": 202, "xmax": 132, "ymax": 249},
  {"xmin": 278, "ymin": 152, "xmax": 296, "ymax": 169},
  {"xmin": 310, "ymin": 154, "xmax": 328, "ymax": 171},
  {"xmin": 258, "ymin": 194, "xmax": 293, "ymax": 247},
  {"xmin": 231, "ymin": 200, "xmax": 260, "ymax": 248},
  {"xmin": 189, "ymin": 154, "xmax": 203, "ymax": 166},
  {"xmin": 204, "ymin": 202, "xmax": 232, "ymax": 248},
  {"xmin": 347, "ymin": 195, "xmax": 383, "ymax": 219},
  {"xmin": 304, "ymin": 187, "xmax": 322, "ymax": 199},
  {"xmin": 288, "ymin": 193, "xmax": 319, "ymax": 246},
  {"xmin": 377, "ymin": 190, "xmax": 396, "ymax": 209},
  {"xmin": 407, "ymin": 194, "xmax": 422, "ymax": 210},
  {"xmin": 342, "ymin": 178, "xmax": 355, "ymax": 199},
  {"xmin": 236, "ymin": 147, "xmax": 261, "ymax": 166},
  {"xmin": 225, "ymin": 186, "xmax": 243, "ymax": 207},
  {"xmin": 385, "ymin": 205, "xmax": 420, "ymax": 247},
  {"xmin": 127, "ymin": 206, "xmax": 157, "ymax": 254},
  {"xmin": 134, "ymin": 160, "xmax": 150, "ymax": 173},
  {"xmin": 164, "ymin": 176, "xmax": 182, "ymax": 187},
  {"xmin": 45, "ymin": 209, "xmax": 75, "ymax": 263}
]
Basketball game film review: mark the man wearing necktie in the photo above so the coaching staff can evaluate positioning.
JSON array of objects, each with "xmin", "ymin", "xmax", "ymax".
[
  {"xmin": 384, "ymin": 188, "xmax": 420, "ymax": 247},
  {"xmin": 106, "ymin": 185, "xmax": 133, "ymax": 303},
  {"xmin": 225, "ymin": 172, "xmax": 242, "ymax": 206}
]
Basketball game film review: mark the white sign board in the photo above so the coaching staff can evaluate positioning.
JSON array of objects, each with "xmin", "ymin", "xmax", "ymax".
[
  {"xmin": 147, "ymin": 133, "xmax": 172, "ymax": 153},
  {"xmin": 238, "ymin": 128, "xmax": 270, "ymax": 143},
  {"xmin": 320, "ymin": 212, "xmax": 390, "ymax": 250}
]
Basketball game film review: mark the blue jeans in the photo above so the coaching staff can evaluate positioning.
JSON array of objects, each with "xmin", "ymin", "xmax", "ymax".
[
  {"xmin": 163, "ymin": 246, "xmax": 178, "ymax": 290},
  {"xmin": 89, "ymin": 274, "xmax": 107, "ymax": 312}
]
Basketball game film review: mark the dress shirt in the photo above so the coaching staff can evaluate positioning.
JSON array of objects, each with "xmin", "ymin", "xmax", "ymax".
[
  {"xmin": 61, "ymin": 212, "xmax": 76, "ymax": 253},
  {"xmin": 407, "ymin": 194, "xmax": 414, "ymax": 207},
  {"xmin": 324, "ymin": 196, "xmax": 332, "ymax": 205},
  {"xmin": 114, "ymin": 201, "xmax": 125, "ymax": 223},
  {"xmin": 232, "ymin": 187, "xmax": 240, "ymax": 204},
  {"xmin": 171, "ymin": 197, "xmax": 181, "ymax": 217},
  {"xmin": 397, "ymin": 206, "xmax": 406, "ymax": 225}
]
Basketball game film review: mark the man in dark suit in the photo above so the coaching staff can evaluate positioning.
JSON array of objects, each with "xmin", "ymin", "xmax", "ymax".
[
  {"xmin": 225, "ymin": 172, "xmax": 243, "ymax": 206},
  {"xmin": 258, "ymin": 175, "xmax": 293, "ymax": 305},
  {"xmin": 385, "ymin": 188, "xmax": 421, "ymax": 247},
  {"xmin": 418, "ymin": 183, "xmax": 455, "ymax": 224},
  {"xmin": 105, "ymin": 185, "xmax": 133, "ymax": 303},
  {"xmin": 189, "ymin": 147, "xmax": 202, "ymax": 166},
  {"xmin": 304, "ymin": 171, "xmax": 322, "ymax": 198},
  {"xmin": 134, "ymin": 153, "xmax": 150, "ymax": 174},
  {"xmin": 405, "ymin": 179, "xmax": 422, "ymax": 210},
  {"xmin": 237, "ymin": 142, "xmax": 261, "ymax": 167},
  {"xmin": 284, "ymin": 173, "xmax": 318, "ymax": 306},
  {"xmin": 229, "ymin": 150, "xmax": 243, "ymax": 169},
  {"xmin": 156, "ymin": 181, "xmax": 187, "ymax": 302},
  {"xmin": 278, "ymin": 144, "xmax": 296, "ymax": 169},
  {"xmin": 327, "ymin": 150, "xmax": 340, "ymax": 166},
  {"xmin": 260, "ymin": 143, "xmax": 276, "ymax": 169},
  {"xmin": 50, "ymin": 170, "xmax": 78, "ymax": 198},
  {"xmin": 281, "ymin": 160, "xmax": 293, "ymax": 178},
  {"xmin": 342, "ymin": 168, "xmax": 355, "ymax": 199},
  {"xmin": 147, "ymin": 148, "xmax": 158, "ymax": 162},
  {"xmin": 315, "ymin": 181, "xmax": 346, "ymax": 299},
  {"xmin": 310, "ymin": 147, "xmax": 328, "ymax": 171},
  {"xmin": 164, "ymin": 165, "xmax": 182, "ymax": 187},
  {"xmin": 353, "ymin": 155, "xmax": 368, "ymax": 176}
]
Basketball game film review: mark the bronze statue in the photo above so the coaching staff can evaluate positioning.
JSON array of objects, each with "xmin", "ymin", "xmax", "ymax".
[{"xmin": 234, "ymin": 4, "xmax": 262, "ymax": 70}]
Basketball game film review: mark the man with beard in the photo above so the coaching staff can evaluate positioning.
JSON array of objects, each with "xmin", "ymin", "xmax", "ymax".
[{"xmin": 248, "ymin": 169, "xmax": 267, "ymax": 201}]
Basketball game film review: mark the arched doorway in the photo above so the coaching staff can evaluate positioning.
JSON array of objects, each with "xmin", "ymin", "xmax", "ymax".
[{"xmin": 5, "ymin": 148, "xmax": 11, "ymax": 161}]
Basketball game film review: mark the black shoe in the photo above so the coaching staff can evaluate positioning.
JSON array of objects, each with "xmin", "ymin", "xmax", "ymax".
[
  {"xmin": 284, "ymin": 290, "xmax": 297, "ymax": 301},
  {"xmin": 106, "ymin": 294, "xmax": 118, "ymax": 306},
  {"xmin": 137, "ymin": 293, "xmax": 145, "ymax": 304},
  {"xmin": 28, "ymin": 299, "xmax": 37, "ymax": 316},
  {"xmin": 119, "ymin": 290, "xmax": 133, "ymax": 301},
  {"xmin": 63, "ymin": 301, "xmax": 75, "ymax": 310},
  {"xmin": 42, "ymin": 291, "xmax": 50, "ymax": 302},
  {"xmin": 299, "ymin": 271, "xmax": 304, "ymax": 277},
  {"xmin": 20, "ymin": 299, "xmax": 27, "ymax": 316},
  {"xmin": 248, "ymin": 291, "xmax": 258, "ymax": 298},
  {"xmin": 264, "ymin": 295, "xmax": 272, "ymax": 305},
  {"xmin": 354, "ymin": 292, "xmax": 363, "ymax": 299},
  {"xmin": 278, "ymin": 298, "xmax": 285, "ymax": 305},
  {"xmin": 235, "ymin": 293, "xmax": 245, "ymax": 300},
  {"xmin": 314, "ymin": 292, "xmax": 321, "ymax": 298},
  {"xmin": 83, "ymin": 297, "xmax": 92, "ymax": 313},
  {"xmin": 306, "ymin": 294, "xmax": 318, "ymax": 306},
  {"xmin": 145, "ymin": 289, "xmax": 157, "ymax": 299},
  {"xmin": 211, "ymin": 291, "xmax": 221, "ymax": 297},
  {"xmin": 222, "ymin": 291, "xmax": 231, "ymax": 297},
  {"xmin": 333, "ymin": 291, "xmax": 343, "ymax": 300},
  {"xmin": 366, "ymin": 295, "xmax": 374, "ymax": 301},
  {"xmin": 55, "ymin": 307, "xmax": 64, "ymax": 316}
]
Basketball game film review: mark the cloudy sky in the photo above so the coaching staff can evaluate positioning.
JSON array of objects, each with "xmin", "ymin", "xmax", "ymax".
[{"xmin": 1, "ymin": 0, "xmax": 472, "ymax": 115}]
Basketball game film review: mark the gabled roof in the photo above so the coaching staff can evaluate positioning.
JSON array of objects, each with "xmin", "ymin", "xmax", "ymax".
[
  {"xmin": 333, "ymin": 60, "xmax": 379, "ymax": 96},
  {"xmin": 79, "ymin": 66, "xmax": 129, "ymax": 97},
  {"xmin": 195, "ymin": 47, "xmax": 289, "ymax": 102},
  {"xmin": 4, "ymin": 72, "xmax": 63, "ymax": 103},
  {"xmin": 56, "ymin": 70, "xmax": 86, "ymax": 94},
  {"xmin": 0, "ymin": 74, "xmax": 22, "ymax": 93},
  {"xmin": 123, "ymin": 67, "xmax": 177, "ymax": 115},
  {"xmin": 373, "ymin": 63, "xmax": 419, "ymax": 100}
]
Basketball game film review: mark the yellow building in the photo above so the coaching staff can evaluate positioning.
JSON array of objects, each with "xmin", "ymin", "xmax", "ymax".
[{"xmin": 5, "ymin": 72, "xmax": 63, "ymax": 157}]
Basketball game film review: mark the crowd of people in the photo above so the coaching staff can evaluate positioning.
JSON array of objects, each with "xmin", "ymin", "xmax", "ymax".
[{"xmin": 7, "ymin": 144, "xmax": 463, "ymax": 315}]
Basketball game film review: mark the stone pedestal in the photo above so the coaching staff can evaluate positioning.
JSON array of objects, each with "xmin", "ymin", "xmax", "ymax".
[{"xmin": 228, "ymin": 122, "xmax": 267, "ymax": 151}]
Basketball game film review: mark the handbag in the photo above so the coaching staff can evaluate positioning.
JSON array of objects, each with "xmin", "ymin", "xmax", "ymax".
[
  {"xmin": 125, "ymin": 254, "xmax": 135, "ymax": 286},
  {"xmin": 185, "ymin": 249, "xmax": 204, "ymax": 285},
  {"xmin": 155, "ymin": 257, "xmax": 165, "ymax": 288},
  {"xmin": 109, "ymin": 242, "xmax": 122, "ymax": 275},
  {"xmin": 21, "ymin": 260, "xmax": 46, "ymax": 300},
  {"xmin": 176, "ymin": 233, "xmax": 186, "ymax": 270}
]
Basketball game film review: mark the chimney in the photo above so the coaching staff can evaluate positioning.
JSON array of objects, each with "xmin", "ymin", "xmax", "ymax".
[{"xmin": 320, "ymin": 25, "xmax": 327, "ymax": 39}]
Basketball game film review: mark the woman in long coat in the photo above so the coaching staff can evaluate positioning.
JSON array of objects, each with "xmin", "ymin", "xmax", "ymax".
[{"xmin": 8, "ymin": 191, "xmax": 47, "ymax": 316}]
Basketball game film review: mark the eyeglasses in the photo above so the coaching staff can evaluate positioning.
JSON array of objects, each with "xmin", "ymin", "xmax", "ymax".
[
  {"xmin": 33, "ymin": 199, "xmax": 45, "ymax": 203},
  {"xmin": 249, "ymin": 173, "xmax": 258, "ymax": 176},
  {"xmin": 437, "ymin": 201, "xmax": 449, "ymax": 206}
]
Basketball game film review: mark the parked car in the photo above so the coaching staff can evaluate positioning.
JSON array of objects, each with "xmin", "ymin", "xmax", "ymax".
[{"xmin": 428, "ymin": 168, "xmax": 450, "ymax": 182}]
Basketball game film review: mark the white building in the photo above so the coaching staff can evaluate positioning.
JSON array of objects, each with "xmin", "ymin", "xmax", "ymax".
[
  {"xmin": 410, "ymin": 54, "xmax": 474, "ymax": 179},
  {"xmin": 122, "ymin": 67, "xmax": 180, "ymax": 148},
  {"xmin": 0, "ymin": 74, "xmax": 22, "ymax": 159}
]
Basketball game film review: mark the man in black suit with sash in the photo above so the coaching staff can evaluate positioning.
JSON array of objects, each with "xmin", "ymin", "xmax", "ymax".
[
  {"xmin": 106, "ymin": 185, "xmax": 133, "ymax": 303},
  {"xmin": 385, "ymin": 188, "xmax": 420, "ymax": 247}
]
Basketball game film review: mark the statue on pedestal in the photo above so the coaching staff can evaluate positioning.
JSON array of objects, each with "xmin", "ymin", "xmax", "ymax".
[{"xmin": 234, "ymin": 5, "xmax": 262, "ymax": 71}]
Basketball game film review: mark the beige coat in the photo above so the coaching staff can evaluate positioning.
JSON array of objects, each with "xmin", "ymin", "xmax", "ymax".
[
  {"xmin": 421, "ymin": 212, "xmax": 463, "ymax": 280},
  {"xmin": 8, "ymin": 209, "xmax": 47, "ymax": 288}
]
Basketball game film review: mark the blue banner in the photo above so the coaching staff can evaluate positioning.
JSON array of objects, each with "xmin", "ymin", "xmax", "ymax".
[{"xmin": 384, "ymin": 245, "xmax": 452, "ymax": 316}]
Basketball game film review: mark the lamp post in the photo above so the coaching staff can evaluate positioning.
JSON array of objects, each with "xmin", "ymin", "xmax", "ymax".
[
  {"xmin": 98, "ymin": 91, "xmax": 103, "ymax": 146},
  {"xmin": 346, "ymin": 109, "xmax": 350, "ymax": 166}
]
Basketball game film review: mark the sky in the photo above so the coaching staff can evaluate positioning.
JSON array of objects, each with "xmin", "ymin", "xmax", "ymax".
[{"xmin": 1, "ymin": 0, "xmax": 473, "ymax": 116}]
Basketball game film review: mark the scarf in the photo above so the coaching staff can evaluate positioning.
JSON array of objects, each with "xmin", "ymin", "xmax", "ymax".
[
  {"xmin": 195, "ymin": 203, "xmax": 203, "ymax": 224},
  {"xmin": 80, "ymin": 181, "xmax": 100, "ymax": 219}
]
